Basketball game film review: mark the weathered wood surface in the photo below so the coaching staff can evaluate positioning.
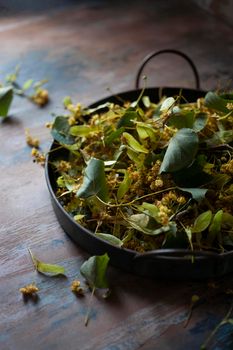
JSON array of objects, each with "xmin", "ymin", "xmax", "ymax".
[{"xmin": 0, "ymin": 1, "xmax": 233, "ymax": 349}]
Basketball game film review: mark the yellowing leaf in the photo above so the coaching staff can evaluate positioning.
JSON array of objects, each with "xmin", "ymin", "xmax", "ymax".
[
  {"xmin": 29, "ymin": 249, "xmax": 66, "ymax": 276},
  {"xmin": 123, "ymin": 132, "xmax": 148, "ymax": 153}
]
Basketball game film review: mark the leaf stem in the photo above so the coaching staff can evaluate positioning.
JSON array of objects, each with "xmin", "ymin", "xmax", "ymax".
[
  {"xmin": 85, "ymin": 287, "xmax": 96, "ymax": 326},
  {"xmin": 97, "ymin": 186, "xmax": 177, "ymax": 208},
  {"xmin": 28, "ymin": 248, "xmax": 37, "ymax": 270}
]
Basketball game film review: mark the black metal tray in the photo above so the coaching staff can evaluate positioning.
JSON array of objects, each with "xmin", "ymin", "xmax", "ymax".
[{"xmin": 45, "ymin": 50, "xmax": 233, "ymax": 280}]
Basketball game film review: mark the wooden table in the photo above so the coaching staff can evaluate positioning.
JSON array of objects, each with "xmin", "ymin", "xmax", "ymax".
[{"xmin": 1, "ymin": 1, "xmax": 233, "ymax": 349}]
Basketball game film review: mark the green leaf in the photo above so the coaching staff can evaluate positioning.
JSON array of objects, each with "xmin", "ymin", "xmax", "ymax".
[
  {"xmin": 167, "ymin": 111, "xmax": 195, "ymax": 129},
  {"xmin": 159, "ymin": 128, "xmax": 199, "ymax": 173},
  {"xmin": 222, "ymin": 212, "xmax": 233, "ymax": 227},
  {"xmin": 207, "ymin": 210, "xmax": 223, "ymax": 245},
  {"xmin": 204, "ymin": 91, "xmax": 233, "ymax": 113},
  {"xmin": 86, "ymin": 102, "xmax": 111, "ymax": 115},
  {"xmin": 138, "ymin": 202, "xmax": 160, "ymax": 221},
  {"xmin": 210, "ymin": 174, "xmax": 231, "ymax": 189},
  {"xmin": 142, "ymin": 96, "xmax": 151, "ymax": 108},
  {"xmin": 5, "ymin": 64, "xmax": 20, "ymax": 83},
  {"xmin": 70, "ymin": 125, "xmax": 98, "ymax": 137},
  {"xmin": 80, "ymin": 253, "xmax": 109, "ymax": 289},
  {"xmin": 63, "ymin": 96, "xmax": 72, "ymax": 107},
  {"xmin": 123, "ymin": 132, "xmax": 149, "ymax": 153},
  {"xmin": 29, "ymin": 250, "xmax": 66, "ymax": 276},
  {"xmin": 105, "ymin": 127, "xmax": 124, "ymax": 145},
  {"xmin": 77, "ymin": 158, "xmax": 109, "ymax": 201},
  {"xmin": 205, "ymin": 130, "xmax": 233, "ymax": 146},
  {"xmin": 117, "ymin": 170, "xmax": 132, "ymax": 200},
  {"xmin": 193, "ymin": 113, "xmax": 208, "ymax": 132},
  {"xmin": 135, "ymin": 122, "xmax": 157, "ymax": 143},
  {"xmin": 172, "ymin": 159, "xmax": 212, "ymax": 187},
  {"xmin": 117, "ymin": 108, "xmax": 138, "ymax": 128},
  {"xmin": 126, "ymin": 148, "xmax": 145, "ymax": 168},
  {"xmin": 160, "ymin": 97, "xmax": 175, "ymax": 112},
  {"xmin": 128, "ymin": 213, "xmax": 177, "ymax": 236},
  {"xmin": 179, "ymin": 187, "xmax": 208, "ymax": 203},
  {"xmin": 23, "ymin": 79, "xmax": 34, "ymax": 90},
  {"xmin": 0, "ymin": 86, "xmax": 13, "ymax": 118},
  {"xmin": 95, "ymin": 233, "xmax": 123, "ymax": 247},
  {"xmin": 51, "ymin": 116, "xmax": 75, "ymax": 145},
  {"xmin": 192, "ymin": 210, "xmax": 212, "ymax": 233}
]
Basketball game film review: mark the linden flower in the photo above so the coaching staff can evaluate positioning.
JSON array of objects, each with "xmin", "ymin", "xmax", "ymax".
[
  {"xmin": 19, "ymin": 283, "xmax": 39, "ymax": 296},
  {"xmin": 70, "ymin": 280, "xmax": 84, "ymax": 296},
  {"xmin": 31, "ymin": 147, "xmax": 46, "ymax": 166},
  {"xmin": 31, "ymin": 88, "xmax": 49, "ymax": 107},
  {"xmin": 226, "ymin": 102, "xmax": 233, "ymax": 110},
  {"xmin": 220, "ymin": 159, "xmax": 233, "ymax": 175},
  {"xmin": 57, "ymin": 160, "xmax": 71, "ymax": 172},
  {"xmin": 25, "ymin": 128, "xmax": 40, "ymax": 148}
]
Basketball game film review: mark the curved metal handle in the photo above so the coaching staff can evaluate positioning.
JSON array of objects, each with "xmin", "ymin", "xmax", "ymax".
[
  {"xmin": 135, "ymin": 49, "xmax": 200, "ymax": 90},
  {"xmin": 134, "ymin": 249, "xmax": 222, "ymax": 261}
]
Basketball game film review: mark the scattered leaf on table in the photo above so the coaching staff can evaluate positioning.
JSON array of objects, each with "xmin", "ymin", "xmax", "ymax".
[
  {"xmin": 80, "ymin": 253, "xmax": 110, "ymax": 290},
  {"xmin": 0, "ymin": 86, "xmax": 13, "ymax": 118},
  {"xmin": 29, "ymin": 249, "xmax": 66, "ymax": 276}
]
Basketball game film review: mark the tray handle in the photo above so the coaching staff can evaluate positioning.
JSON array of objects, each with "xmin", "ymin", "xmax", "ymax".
[
  {"xmin": 134, "ymin": 249, "xmax": 222, "ymax": 261},
  {"xmin": 135, "ymin": 49, "xmax": 200, "ymax": 90}
]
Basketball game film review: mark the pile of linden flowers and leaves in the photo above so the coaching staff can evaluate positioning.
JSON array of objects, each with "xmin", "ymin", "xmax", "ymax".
[{"xmin": 33, "ymin": 88, "xmax": 233, "ymax": 255}]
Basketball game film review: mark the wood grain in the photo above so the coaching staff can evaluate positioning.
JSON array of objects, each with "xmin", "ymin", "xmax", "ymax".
[{"xmin": 0, "ymin": 1, "xmax": 233, "ymax": 349}]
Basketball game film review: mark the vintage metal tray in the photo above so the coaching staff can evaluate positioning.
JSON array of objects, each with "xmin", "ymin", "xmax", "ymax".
[{"xmin": 45, "ymin": 50, "xmax": 233, "ymax": 280}]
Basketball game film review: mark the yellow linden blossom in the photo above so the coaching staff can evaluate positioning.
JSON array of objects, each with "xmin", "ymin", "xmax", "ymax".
[
  {"xmin": 57, "ymin": 160, "xmax": 71, "ymax": 172},
  {"xmin": 31, "ymin": 89, "xmax": 49, "ymax": 107},
  {"xmin": 157, "ymin": 203, "xmax": 171, "ymax": 225},
  {"xmin": 221, "ymin": 159, "xmax": 233, "ymax": 175},
  {"xmin": 226, "ymin": 102, "xmax": 233, "ymax": 110},
  {"xmin": 19, "ymin": 283, "xmax": 39, "ymax": 296},
  {"xmin": 150, "ymin": 177, "xmax": 164, "ymax": 191},
  {"xmin": 25, "ymin": 128, "xmax": 40, "ymax": 148},
  {"xmin": 70, "ymin": 280, "xmax": 84, "ymax": 296},
  {"xmin": 67, "ymin": 103, "xmax": 83, "ymax": 125},
  {"xmin": 31, "ymin": 148, "xmax": 46, "ymax": 166}
]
